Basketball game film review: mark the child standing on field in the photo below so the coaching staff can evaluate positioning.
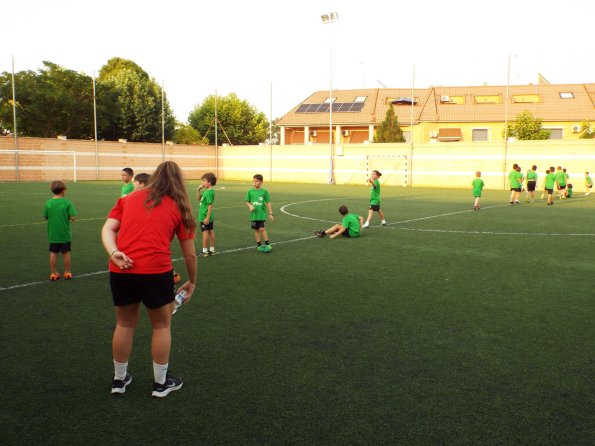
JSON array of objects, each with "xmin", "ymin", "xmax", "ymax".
[
  {"xmin": 245, "ymin": 174, "xmax": 274, "ymax": 253},
  {"xmin": 545, "ymin": 167, "xmax": 556, "ymax": 206},
  {"xmin": 197, "ymin": 172, "xmax": 217, "ymax": 256},
  {"xmin": 471, "ymin": 171, "xmax": 484, "ymax": 210},
  {"xmin": 120, "ymin": 167, "xmax": 134, "ymax": 197},
  {"xmin": 44, "ymin": 180, "xmax": 77, "ymax": 280},
  {"xmin": 363, "ymin": 170, "xmax": 386, "ymax": 228},
  {"xmin": 585, "ymin": 172, "xmax": 592, "ymax": 196}
]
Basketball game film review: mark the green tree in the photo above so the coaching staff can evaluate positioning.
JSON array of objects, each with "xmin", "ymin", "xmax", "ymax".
[
  {"xmin": 579, "ymin": 121, "xmax": 595, "ymax": 139},
  {"xmin": 506, "ymin": 111, "xmax": 551, "ymax": 140},
  {"xmin": 374, "ymin": 106, "xmax": 405, "ymax": 143},
  {"xmin": 173, "ymin": 122, "xmax": 204, "ymax": 145},
  {"xmin": 188, "ymin": 93, "xmax": 269, "ymax": 145},
  {"xmin": 98, "ymin": 57, "xmax": 175, "ymax": 142},
  {"xmin": 0, "ymin": 62, "xmax": 95, "ymax": 138}
]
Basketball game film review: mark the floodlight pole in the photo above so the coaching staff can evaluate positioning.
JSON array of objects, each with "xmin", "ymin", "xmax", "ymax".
[
  {"xmin": 93, "ymin": 73, "xmax": 99, "ymax": 180},
  {"xmin": 11, "ymin": 55, "xmax": 19, "ymax": 180},
  {"xmin": 503, "ymin": 55, "xmax": 516, "ymax": 189},
  {"xmin": 322, "ymin": 12, "xmax": 338, "ymax": 184}
]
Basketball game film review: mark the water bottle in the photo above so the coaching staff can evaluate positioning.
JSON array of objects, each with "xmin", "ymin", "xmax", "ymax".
[{"xmin": 172, "ymin": 290, "xmax": 187, "ymax": 315}]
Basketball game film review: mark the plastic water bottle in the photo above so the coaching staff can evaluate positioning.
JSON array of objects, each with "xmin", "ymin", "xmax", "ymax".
[{"xmin": 172, "ymin": 290, "xmax": 187, "ymax": 315}]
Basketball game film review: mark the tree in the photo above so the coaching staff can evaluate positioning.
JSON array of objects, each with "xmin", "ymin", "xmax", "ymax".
[
  {"xmin": 173, "ymin": 122, "xmax": 204, "ymax": 145},
  {"xmin": 98, "ymin": 57, "xmax": 175, "ymax": 142},
  {"xmin": 506, "ymin": 111, "xmax": 551, "ymax": 140},
  {"xmin": 188, "ymin": 93, "xmax": 269, "ymax": 145},
  {"xmin": 374, "ymin": 106, "xmax": 405, "ymax": 143},
  {"xmin": 579, "ymin": 121, "xmax": 595, "ymax": 139},
  {"xmin": 0, "ymin": 62, "xmax": 95, "ymax": 138}
]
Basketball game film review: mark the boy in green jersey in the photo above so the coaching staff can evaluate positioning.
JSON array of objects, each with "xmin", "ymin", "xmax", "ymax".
[
  {"xmin": 525, "ymin": 165, "xmax": 538, "ymax": 203},
  {"xmin": 566, "ymin": 183, "xmax": 573, "ymax": 198},
  {"xmin": 585, "ymin": 172, "xmax": 592, "ymax": 196},
  {"xmin": 44, "ymin": 180, "xmax": 77, "ymax": 280},
  {"xmin": 120, "ymin": 167, "xmax": 134, "ymax": 197},
  {"xmin": 471, "ymin": 171, "xmax": 485, "ymax": 210},
  {"xmin": 508, "ymin": 163, "xmax": 523, "ymax": 205},
  {"xmin": 544, "ymin": 167, "xmax": 556, "ymax": 205},
  {"xmin": 363, "ymin": 170, "xmax": 387, "ymax": 228},
  {"xmin": 245, "ymin": 174, "xmax": 274, "ymax": 253},
  {"xmin": 555, "ymin": 166, "xmax": 567, "ymax": 199},
  {"xmin": 314, "ymin": 205, "xmax": 363, "ymax": 239},
  {"xmin": 197, "ymin": 172, "xmax": 217, "ymax": 256}
]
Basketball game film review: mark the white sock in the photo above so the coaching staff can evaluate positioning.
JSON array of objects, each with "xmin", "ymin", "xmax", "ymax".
[
  {"xmin": 153, "ymin": 361, "xmax": 168, "ymax": 384},
  {"xmin": 209, "ymin": 248, "xmax": 215, "ymax": 253},
  {"xmin": 202, "ymin": 248, "xmax": 208, "ymax": 253},
  {"xmin": 113, "ymin": 360, "xmax": 128, "ymax": 381}
]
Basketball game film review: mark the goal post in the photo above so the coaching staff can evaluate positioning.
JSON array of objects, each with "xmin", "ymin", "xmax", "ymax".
[
  {"xmin": 0, "ymin": 150, "xmax": 77, "ymax": 182},
  {"xmin": 366, "ymin": 154, "xmax": 408, "ymax": 187}
]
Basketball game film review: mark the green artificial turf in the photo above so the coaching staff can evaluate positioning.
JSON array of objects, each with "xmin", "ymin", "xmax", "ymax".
[{"xmin": 1, "ymin": 180, "xmax": 593, "ymax": 445}]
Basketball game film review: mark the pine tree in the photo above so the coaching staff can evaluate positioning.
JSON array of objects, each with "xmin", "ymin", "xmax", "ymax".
[{"xmin": 374, "ymin": 106, "xmax": 405, "ymax": 143}]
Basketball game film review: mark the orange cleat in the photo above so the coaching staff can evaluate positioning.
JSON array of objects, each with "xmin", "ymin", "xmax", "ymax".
[
  {"xmin": 50, "ymin": 273, "xmax": 61, "ymax": 281},
  {"xmin": 64, "ymin": 273, "xmax": 73, "ymax": 280}
]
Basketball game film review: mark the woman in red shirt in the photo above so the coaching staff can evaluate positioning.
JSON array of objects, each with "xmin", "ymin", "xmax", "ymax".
[{"xmin": 102, "ymin": 161, "xmax": 197, "ymax": 398}]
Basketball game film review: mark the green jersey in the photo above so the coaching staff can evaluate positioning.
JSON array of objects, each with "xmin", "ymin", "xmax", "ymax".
[
  {"xmin": 526, "ymin": 170, "xmax": 538, "ymax": 182},
  {"xmin": 508, "ymin": 170, "xmax": 522, "ymax": 188},
  {"xmin": 44, "ymin": 197, "xmax": 77, "ymax": 243},
  {"xmin": 341, "ymin": 213, "xmax": 361, "ymax": 237},
  {"xmin": 472, "ymin": 178, "xmax": 484, "ymax": 197},
  {"xmin": 369, "ymin": 179, "xmax": 381, "ymax": 205},
  {"xmin": 121, "ymin": 182, "xmax": 134, "ymax": 197},
  {"xmin": 199, "ymin": 188, "xmax": 215, "ymax": 222},
  {"xmin": 544, "ymin": 172, "xmax": 556, "ymax": 189},
  {"xmin": 567, "ymin": 187, "xmax": 573, "ymax": 198},
  {"xmin": 586, "ymin": 175, "xmax": 593, "ymax": 187},
  {"xmin": 555, "ymin": 171, "xmax": 566, "ymax": 187},
  {"xmin": 245, "ymin": 188, "xmax": 271, "ymax": 221}
]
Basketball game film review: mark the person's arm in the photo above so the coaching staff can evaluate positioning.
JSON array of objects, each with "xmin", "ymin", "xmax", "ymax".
[
  {"xmin": 197, "ymin": 185, "xmax": 204, "ymax": 201},
  {"xmin": 101, "ymin": 218, "xmax": 133, "ymax": 270},
  {"xmin": 267, "ymin": 202, "xmax": 274, "ymax": 221},
  {"xmin": 204, "ymin": 204, "xmax": 212, "ymax": 224},
  {"xmin": 329, "ymin": 225, "xmax": 346, "ymax": 239},
  {"xmin": 246, "ymin": 201, "xmax": 255, "ymax": 212},
  {"xmin": 359, "ymin": 216, "xmax": 364, "ymax": 232},
  {"xmin": 177, "ymin": 238, "xmax": 197, "ymax": 300}
]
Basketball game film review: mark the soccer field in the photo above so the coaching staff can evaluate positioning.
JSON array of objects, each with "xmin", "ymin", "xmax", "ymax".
[{"xmin": 1, "ymin": 180, "xmax": 594, "ymax": 445}]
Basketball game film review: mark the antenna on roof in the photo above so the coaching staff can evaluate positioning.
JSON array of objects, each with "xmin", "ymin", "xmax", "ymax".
[{"xmin": 377, "ymin": 80, "xmax": 389, "ymax": 88}]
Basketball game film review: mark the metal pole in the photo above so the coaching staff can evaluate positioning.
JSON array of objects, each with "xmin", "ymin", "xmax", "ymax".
[
  {"xmin": 409, "ymin": 65, "xmax": 415, "ymax": 187},
  {"xmin": 11, "ymin": 55, "xmax": 19, "ymax": 181},
  {"xmin": 215, "ymin": 91, "xmax": 218, "ymax": 177},
  {"xmin": 269, "ymin": 81, "xmax": 273, "ymax": 182},
  {"xmin": 93, "ymin": 73, "xmax": 99, "ymax": 180},
  {"xmin": 328, "ymin": 18, "xmax": 334, "ymax": 184},
  {"xmin": 503, "ymin": 55, "xmax": 514, "ymax": 190},
  {"xmin": 161, "ymin": 80, "xmax": 165, "ymax": 160}
]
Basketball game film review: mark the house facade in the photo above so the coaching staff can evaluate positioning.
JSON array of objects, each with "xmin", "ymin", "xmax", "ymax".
[{"xmin": 277, "ymin": 83, "xmax": 595, "ymax": 145}]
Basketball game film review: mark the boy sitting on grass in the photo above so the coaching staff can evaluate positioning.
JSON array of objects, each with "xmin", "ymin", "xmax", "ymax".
[{"xmin": 314, "ymin": 205, "xmax": 363, "ymax": 239}]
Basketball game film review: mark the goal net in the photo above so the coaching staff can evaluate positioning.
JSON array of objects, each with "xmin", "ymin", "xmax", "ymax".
[
  {"xmin": 0, "ymin": 150, "xmax": 77, "ymax": 182},
  {"xmin": 365, "ymin": 155, "xmax": 408, "ymax": 187}
]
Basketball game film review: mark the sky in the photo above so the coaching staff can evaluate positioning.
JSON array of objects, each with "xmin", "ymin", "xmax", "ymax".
[{"xmin": 3, "ymin": 0, "xmax": 594, "ymax": 122}]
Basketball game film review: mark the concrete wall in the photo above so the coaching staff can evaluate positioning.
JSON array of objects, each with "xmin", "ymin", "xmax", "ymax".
[{"xmin": 2, "ymin": 136, "xmax": 594, "ymax": 191}]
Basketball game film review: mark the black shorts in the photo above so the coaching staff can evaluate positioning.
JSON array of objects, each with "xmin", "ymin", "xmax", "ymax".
[
  {"xmin": 527, "ymin": 181, "xmax": 536, "ymax": 192},
  {"xmin": 49, "ymin": 242, "xmax": 71, "ymax": 253},
  {"xmin": 341, "ymin": 230, "xmax": 351, "ymax": 238},
  {"xmin": 110, "ymin": 270, "xmax": 174, "ymax": 309},
  {"xmin": 546, "ymin": 188, "xmax": 554, "ymax": 195},
  {"xmin": 369, "ymin": 204, "xmax": 380, "ymax": 211},
  {"xmin": 251, "ymin": 220, "xmax": 265, "ymax": 230},
  {"xmin": 200, "ymin": 221, "xmax": 214, "ymax": 232},
  {"xmin": 510, "ymin": 187, "xmax": 521, "ymax": 192},
  {"xmin": 558, "ymin": 185, "xmax": 566, "ymax": 190}
]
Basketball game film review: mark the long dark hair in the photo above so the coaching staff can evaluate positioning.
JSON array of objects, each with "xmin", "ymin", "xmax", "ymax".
[{"xmin": 144, "ymin": 161, "xmax": 196, "ymax": 233}]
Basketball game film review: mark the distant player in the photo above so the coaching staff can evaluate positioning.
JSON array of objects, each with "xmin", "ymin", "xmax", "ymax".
[
  {"xmin": 471, "ymin": 171, "xmax": 484, "ymax": 211},
  {"xmin": 363, "ymin": 170, "xmax": 386, "ymax": 228},
  {"xmin": 314, "ymin": 205, "xmax": 363, "ymax": 239},
  {"xmin": 44, "ymin": 180, "xmax": 77, "ymax": 280},
  {"xmin": 245, "ymin": 174, "xmax": 274, "ymax": 253},
  {"xmin": 584, "ymin": 172, "xmax": 592, "ymax": 196},
  {"xmin": 197, "ymin": 172, "xmax": 217, "ymax": 256},
  {"xmin": 566, "ymin": 183, "xmax": 573, "ymax": 198},
  {"xmin": 508, "ymin": 163, "xmax": 522, "ymax": 205},
  {"xmin": 555, "ymin": 166, "xmax": 566, "ymax": 199},
  {"xmin": 525, "ymin": 165, "xmax": 538, "ymax": 203},
  {"xmin": 120, "ymin": 167, "xmax": 134, "ymax": 197}
]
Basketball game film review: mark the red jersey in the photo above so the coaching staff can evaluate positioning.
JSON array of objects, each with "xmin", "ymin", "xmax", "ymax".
[{"xmin": 108, "ymin": 189, "xmax": 194, "ymax": 274}]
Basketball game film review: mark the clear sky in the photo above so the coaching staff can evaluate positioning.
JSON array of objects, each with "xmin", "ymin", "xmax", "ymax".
[{"xmin": 3, "ymin": 0, "xmax": 594, "ymax": 122}]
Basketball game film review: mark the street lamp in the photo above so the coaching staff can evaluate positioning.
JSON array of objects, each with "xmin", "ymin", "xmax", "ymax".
[
  {"xmin": 503, "ymin": 54, "xmax": 517, "ymax": 189},
  {"xmin": 321, "ymin": 12, "xmax": 338, "ymax": 184}
]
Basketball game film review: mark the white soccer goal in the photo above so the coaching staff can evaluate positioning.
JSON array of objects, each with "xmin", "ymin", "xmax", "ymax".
[
  {"xmin": 366, "ymin": 154, "xmax": 408, "ymax": 187},
  {"xmin": 0, "ymin": 150, "xmax": 77, "ymax": 182}
]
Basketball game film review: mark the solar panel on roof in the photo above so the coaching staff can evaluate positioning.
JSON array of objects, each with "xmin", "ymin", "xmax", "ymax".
[
  {"xmin": 296, "ymin": 104, "xmax": 310, "ymax": 113},
  {"xmin": 349, "ymin": 102, "xmax": 365, "ymax": 111},
  {"xmin": 337, "ymin": 103, "xmax": 352, "ymax": 112},
  {"xmin": 318, "ymin": 103, "xmax": 330, "ymax": 112},
  {"xmin": 295, "ymin": 101, "xmax": 366, "ymax": 113}
]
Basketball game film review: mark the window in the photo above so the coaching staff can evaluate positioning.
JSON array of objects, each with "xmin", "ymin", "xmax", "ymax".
[
  {"xmin": 437, "ymin": 128, "xmax": 462, "ymax": 141},
  {"xmin": 472, "ymin": 129, "xmax": 488, "ymax": 141},
  {"xmin": 547, "ymin": 128, "xmax": 563, "ymax": 140},
  {"xmin": 449, "ymin": 96, "xmax": 465, "ymax": 105},
  {"xmin": 512, "ymin": 94, "xmax": 542, "ymax": 103},
  {"xmin": 474, "ymin": 95, "xmax": 501, "ymax": 104},
  {"xmin": 559, "ymin": 92, "xmax": 574, "ymax": 99},
  {"xmin": 324, "ymin": 97, "xmax": 336, "ymax": 104},
  {"xmin": 354, "ymin": 96, "xmax": 367, "ymax": 103}
]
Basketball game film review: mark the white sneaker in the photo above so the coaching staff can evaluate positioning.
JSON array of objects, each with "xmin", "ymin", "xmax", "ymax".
[
  {"xmin": 381, "ymin": 220, "xmax": 387, "ymax": 226},
  {"xmin": 362, "ymin": 222, "xmax": 369, "ymax": 229}
]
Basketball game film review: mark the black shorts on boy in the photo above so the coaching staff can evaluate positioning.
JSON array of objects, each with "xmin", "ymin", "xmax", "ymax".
[
  {"xmin": 49, "ymin": 242, "xmax": 71, "ymax": 253},
  {"xmin": 251, "ymin": 220, "xmax": 265, "ymax": 230},
  {"xmin": 200, "ymin": 222, "xmax": 214, "ymax": 232},
  {"xmin": 369, "ymin": 204, "xmax": 380, "ymax": 211}
]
